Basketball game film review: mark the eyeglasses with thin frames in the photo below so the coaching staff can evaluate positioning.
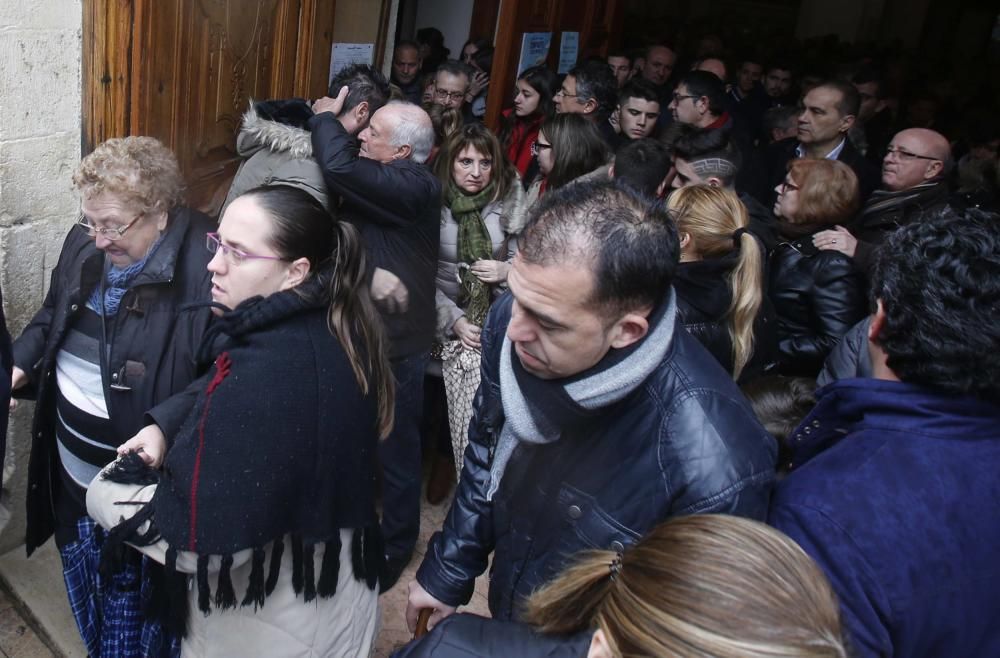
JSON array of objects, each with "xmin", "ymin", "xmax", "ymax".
[
  {"xmin": 672, "ymin": 93, "xmax": 699, "ymax": 104},
  {"xmin": 435, "ymin": 88, "xmax": 465, "ymax": 102},
  {"xmin": 206, "ymin": 233, "xmax": 288, "ymax": 266},
  {"xmin": 555, "ymin": 88, "xmax": 580, "ymax": 98},
  {"xmin": 531, "ymin": 141, "xmax": 552, "ymax": 157},
  {"xmin": 780, "ymin": 180, "xmax": 800, "ymax": 193},
  {"xmin": 77, "ymin": 212, "xmax": 145, "ymax": 241},
  {"xmin": 885, "ymin": 145, "xmax": 940, "ymax": 162}
]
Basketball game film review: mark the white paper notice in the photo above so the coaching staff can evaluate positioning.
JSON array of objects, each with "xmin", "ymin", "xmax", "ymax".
[
  {"xmin": 329, "ymin": 43, "xmax": 375, "ymax": 82},
  {"xmin": 557, "ymin": 32, "xmax": 579, "ymax": 74}
]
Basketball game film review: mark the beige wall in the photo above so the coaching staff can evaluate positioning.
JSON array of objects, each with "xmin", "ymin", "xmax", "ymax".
[{"xmin": 0, "ymin": 1, "xmax": 82, "ymax": 552}]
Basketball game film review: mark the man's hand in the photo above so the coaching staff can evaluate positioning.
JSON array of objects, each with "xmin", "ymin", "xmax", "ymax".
[
  {"xmin": 117, "ymin": 424, "xmax": 167, "ymax": 468},
  {"xmin": 371, "ymin": 267, "xmax": 409, "ymax": 314},
  {"xmin": 470, "ymin": 259, "xmax": 511, "ymax": 284},
  {"xmin": 813, "ymin": 225, "xmax": 858, "ymax": 258},
  {"xmin": 312, "ymin": 85, "xmax": 349, "ymax": 117},
  {"xmin": 405, "ymin": 580, "xmax": 457, "ymax": 633},
  {"xmin": 9, "ymin": 366, "xmax": 27, "ymax": 411},
  {"xmin": 452, "ymin": 316, "xmax": 481, "ymax": 350}
]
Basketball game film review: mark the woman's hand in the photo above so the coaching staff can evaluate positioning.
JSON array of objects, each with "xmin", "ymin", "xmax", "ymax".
[
  {"xmin": 470, "ymin": 259, "xmax": 511, "ymax": 284},
  {"xmin": 118, "ymin": 424, "xmax": 168, "ymax": 468},
  {"xmin": 467, "ymin": 71, "xmax": 490, "ymax": 99},
  {"xmin": 9, "ymin": 366, "xmax": 27, "ymax": 411},
  {"xmin": 452, "ymin": 316, "xmax": 482, "ymax": 350},
  {"xmin": 813, "ymin": 226, "xmax": 858, "ymax": 258}
]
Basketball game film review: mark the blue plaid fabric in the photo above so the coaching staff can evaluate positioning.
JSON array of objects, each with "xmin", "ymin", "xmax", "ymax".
[{"xmin": 59, "ymin": 516, "xmax": 181, "ymax": 658}]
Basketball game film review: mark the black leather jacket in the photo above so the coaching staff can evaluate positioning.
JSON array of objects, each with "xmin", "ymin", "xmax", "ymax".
[
  {"xmin": 769, "ymin": 234, "xmax": 866, "ymax": 377},
  {"xmin": 415, "ymin": 294, "xmax": 777, "ymax": 620},
  {"xmin": 674, "ymin": 254, "xmax": 778, "ymax": 383},
  {"xmin": 12, "ymin": 208, "xmax": 215, "ymax": 554}
]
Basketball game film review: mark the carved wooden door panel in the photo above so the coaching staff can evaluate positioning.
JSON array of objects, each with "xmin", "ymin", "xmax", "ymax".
[{"xmin": 83, "ymin": 0, "xmax": 337, "ymax": 215}]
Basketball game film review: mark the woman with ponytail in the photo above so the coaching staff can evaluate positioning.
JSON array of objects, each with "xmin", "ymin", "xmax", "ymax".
[
  {"xmin": 666, "ymin": 185, "xmax": 776, "ymax": 382},
  {"xmin": 86, "ymin": 185, "xmax": 393, "ymax": 657},
  {"xmin": 393, "ymin": 515, "xmax": 849, "ymax": 657}
]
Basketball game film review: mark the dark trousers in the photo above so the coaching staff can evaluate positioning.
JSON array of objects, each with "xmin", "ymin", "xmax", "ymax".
[{"xmin": 380, "ymin": 351, "xmax": 429, "ymax": 560}]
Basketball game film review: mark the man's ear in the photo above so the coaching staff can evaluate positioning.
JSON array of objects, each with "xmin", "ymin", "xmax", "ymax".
[
  {"xmin": 839, "ymin": 114, "xmax": 856, "ymax": 133},
  {"xmin": 924, "ymin": 159, "xmax": 944, "ymax": 181},
  {"xmin": 868, "ymin": 299, "xmax": 886, "ymax": 343},
  {"xmin": 583, "ymin": 98, "xmax": 599, "ymax": 115},
  {"xmin": 610, "ymin": 309, "xmax": 650, "ymax": 349},
  {"xmin": 354, "ymin": 100, "xmax": 369, "ymax": 124},
  {"xmin": 706, "ymin": 176, "xmax": 723, "ymax": 187},
  {"xmin": 393, "ymin": 143, "xmax": 413, "ymax": 161}
]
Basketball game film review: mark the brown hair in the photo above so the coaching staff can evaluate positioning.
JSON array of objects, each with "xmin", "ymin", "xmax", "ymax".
[
  {"xmin": 540, "ymin": 113, "xmax": 609, "ymax": 190},
  {"xmin": 523, "ymin": 515, "xmax": 848, "ymax": 658},
  {"xmin": 434, "ymin": 122, "xmax": 516, "ymax": 203},
  {"xmin": 73, "ymin": 136, "xmax": 185, "ymax": 214},
  {"xmin": 786, "ymin": 158, "xmax": 859, "ymax": 226},
  {"xmin": 667, "ymin": 186, "xmax": 763, "ymax": 380}
]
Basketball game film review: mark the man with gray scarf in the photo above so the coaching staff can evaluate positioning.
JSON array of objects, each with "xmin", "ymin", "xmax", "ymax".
[{"xmin": 404, "ymin": 181, "xmax": 777, "ymax": 628}]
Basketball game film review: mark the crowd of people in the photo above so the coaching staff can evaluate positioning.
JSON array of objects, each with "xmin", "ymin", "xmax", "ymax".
[{"xmin": 0, "ymin": 21, "xmax": 997, "ymax": 658}]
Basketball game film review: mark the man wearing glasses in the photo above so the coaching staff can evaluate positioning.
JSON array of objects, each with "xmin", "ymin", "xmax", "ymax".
[
  {"xmin": 555, "ymin": 60, "xmax": 619, "ymax": 146},
  {"xmin": 432, "ymin": 60, "xmax": 471, "ymax": 113},
  {"xmin": 814, "ymin": 128, "xmax": 952, "ymax": 275}
]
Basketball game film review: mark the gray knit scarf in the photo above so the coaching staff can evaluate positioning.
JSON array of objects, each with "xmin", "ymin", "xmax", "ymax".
[{"xmin": 487, "ymin": 289, "xmax": 677, "ymax": 499}]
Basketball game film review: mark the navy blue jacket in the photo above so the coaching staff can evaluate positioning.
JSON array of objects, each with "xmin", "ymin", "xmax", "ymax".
[
  {"xmin": 416, "ymin": 293, "xmax": 777, "ymax": 619},
  {"xmin": 770, "ymin": 378, "xmax": 1000, "ymax": 658},
  {"xmin": 391, "ymin": 614, "xmax": 590, "ymax": 658}
]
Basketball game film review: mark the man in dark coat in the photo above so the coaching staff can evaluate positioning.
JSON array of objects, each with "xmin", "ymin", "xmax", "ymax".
[
  {"xmin": 812, "ymin": 127, "xmax": 951, "ymax": 275},
  {"xmin": 760, "ymin": 81, "xmax": 880, "ymax": 207},
  {"xmin": 309, "ymin": 93, "xmax": 441, "ymax": 590},
  {"xmin": 391, "ymin": 41, "xmax": 424, "ymax": 105},
  {"xmin": 770, "ymin": 210, "xmax": 1000, "ymax": 657},
  {"xmin": 405, "ymin": 182, "xmax": 776, "ymax": 628}
]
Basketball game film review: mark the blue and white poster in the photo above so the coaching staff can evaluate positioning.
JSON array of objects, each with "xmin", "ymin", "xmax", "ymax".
[{"xmin": 518, "ymin": 32, "xmax": 552, "ymax": 76}]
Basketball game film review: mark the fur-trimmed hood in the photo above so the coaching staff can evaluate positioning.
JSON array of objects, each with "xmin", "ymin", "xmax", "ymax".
[{"xmin": 237, "ymin": 99, "xmax": 315, "ymax": 159}]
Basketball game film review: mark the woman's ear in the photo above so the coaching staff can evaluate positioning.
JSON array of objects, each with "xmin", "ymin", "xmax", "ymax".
[
  {"xmin": 281, "ymin": 256, "xmax": 312, "ymax": 291},
  {"xmin": 587, "ymin": 629, "xmax": 613, "ymax": 658}
]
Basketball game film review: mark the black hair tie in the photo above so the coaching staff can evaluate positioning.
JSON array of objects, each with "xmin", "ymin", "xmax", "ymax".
[{"xmin": 732, "ymin": 227, "xmax": 749, "ymax": 249}]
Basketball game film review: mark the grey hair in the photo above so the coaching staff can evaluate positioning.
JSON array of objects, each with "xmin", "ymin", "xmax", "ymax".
[{"xmin": 385, "ymin": 100, "xmax": 435, "ymax": 164}]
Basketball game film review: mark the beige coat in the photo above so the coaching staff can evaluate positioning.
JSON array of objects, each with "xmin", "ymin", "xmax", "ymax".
[{"xmin": 87, "ymin": 472, "xmax": 379, "ymax": 658}]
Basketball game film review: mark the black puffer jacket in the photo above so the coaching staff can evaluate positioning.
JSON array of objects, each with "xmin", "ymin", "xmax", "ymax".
[
  {"xmin": 12, "ymin": 208, "xmax": 215, "ymax": 554},
  {"xmin": 415, "ymin": 294, "xmax": 776, "ymax": 620},
  {"xmin": 769, "ymin": 234, "xmax": 866, "ymax": 377},
  {"xmin": 674, "ymin": 253, "xmax": 778, "ymax": 383},
  {"xmin": 391, "ymin": 614, "xmax": 591, "ymax": 658}
]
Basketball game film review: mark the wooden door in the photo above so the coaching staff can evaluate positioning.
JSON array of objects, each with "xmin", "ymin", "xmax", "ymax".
[
  {"xmin": 83, "ymin": 0, "xmax": 339, "ymax": 216},
  {"xmin": 485, "ymin": 0, "xmax": 624, "ymax": 129}
]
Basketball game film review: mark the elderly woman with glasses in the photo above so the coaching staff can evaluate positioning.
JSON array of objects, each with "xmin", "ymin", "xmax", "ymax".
[{"xmin": 9, "ymin": 136, "xmax": 215, "ymax": 656}]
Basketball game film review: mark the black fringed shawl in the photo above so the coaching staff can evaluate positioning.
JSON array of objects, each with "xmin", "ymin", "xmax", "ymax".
[{"xmin": 100, "ymin": 279, "xmax": 383, "ymax": 636}]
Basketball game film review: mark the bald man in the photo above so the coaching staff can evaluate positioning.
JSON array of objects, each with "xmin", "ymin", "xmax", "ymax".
[
  {"xmin": 694, "ymin": 57, "xmax": 727, "ymax": 82},
  {"xmin": 814, "ymin": 127, "xmax": 952, "ymax": 273}
]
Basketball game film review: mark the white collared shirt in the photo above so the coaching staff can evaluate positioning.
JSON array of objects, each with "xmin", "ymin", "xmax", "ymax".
[{"xmin": 796, "ymin": 137, "xmax": 846, "ymax": 160}]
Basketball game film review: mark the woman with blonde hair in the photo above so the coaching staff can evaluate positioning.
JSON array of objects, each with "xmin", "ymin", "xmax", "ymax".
[
  {"xmin": 667, "ymin": 185, "xmax": 775, "ymax": 381},
  {"xmin": 771, "ymin": 158, "xmax": 866, "ymax": 376},
  {"xmin": 393, "ymin": 515, "xmax": 848, "ymax": 657}
]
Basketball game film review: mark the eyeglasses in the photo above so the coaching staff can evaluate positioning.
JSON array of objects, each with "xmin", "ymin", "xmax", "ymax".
[
  {"xmin": 206, "ymin": 233, "xmax": 287, "ymax": 266},
  {"xmin": 555, "ymin": 88, "xmax": 580, "ymax": 98},
  {"xmin": 672, "ymin": 93, "xmax": 699, "ymax": 103},
  {"xmin": 780, "ymin": 180, "xmax": 800, "ymax": 193},
  {"xmin": 530, "ymin": 141, "xmax": 552, "ymax": 156},
  {"xmin": 77, "ymin": 212, "xmax": 145, "ymax": 241},
  {"xmin": 435, "ymin": 88, "xmax": 466, "ymax": 102},
  {"xmin": 885, "ymin": 145, "xmax": 940, "ymax": 162}
]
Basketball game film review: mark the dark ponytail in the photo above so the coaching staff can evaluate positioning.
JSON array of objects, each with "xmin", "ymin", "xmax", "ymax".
[
  {"xmin": 239, "ymin": 185, "xmax": 395, "ymax": 439},
  {"xmin": 326, "ymin": 220, "xmax": 395, "ymax": 439}
]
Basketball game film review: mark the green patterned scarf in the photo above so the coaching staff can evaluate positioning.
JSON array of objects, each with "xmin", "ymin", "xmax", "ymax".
[{"xmin": 447, "ymin": 180, "xmax": 496, "ymax": 326}]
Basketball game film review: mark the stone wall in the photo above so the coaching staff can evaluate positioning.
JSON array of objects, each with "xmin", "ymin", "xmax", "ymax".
[{"xmin": 0, "ymin": 1, "xmax": 82, "ymax": 553}]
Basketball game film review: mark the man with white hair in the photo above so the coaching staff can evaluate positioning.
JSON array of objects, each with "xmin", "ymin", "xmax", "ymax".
[{"xmin": 310, "ymin": 90, "xmax": 441, "ymax": 590}]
